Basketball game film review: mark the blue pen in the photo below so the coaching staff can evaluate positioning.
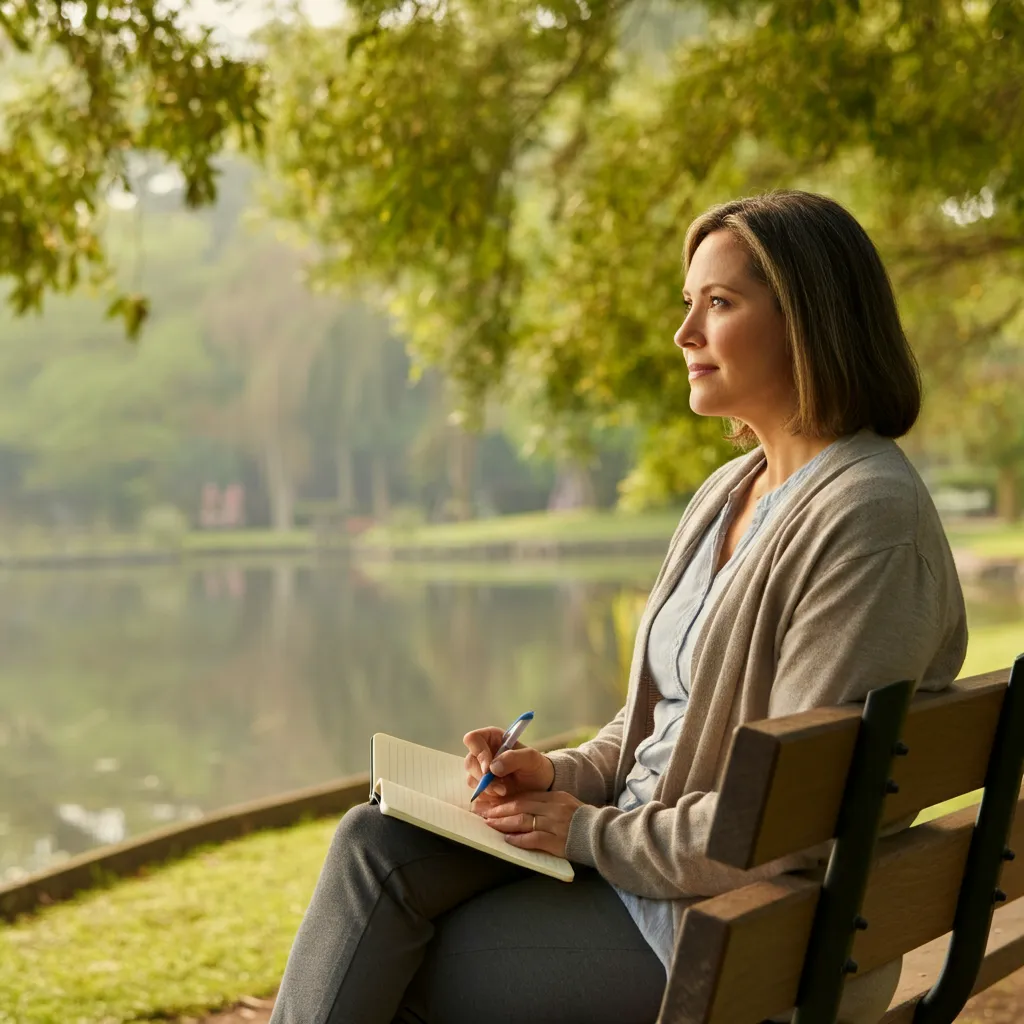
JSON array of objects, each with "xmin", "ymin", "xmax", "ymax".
[{"xmin": 470, "ymin": 711, "xmax": 534, "ymax": 802}]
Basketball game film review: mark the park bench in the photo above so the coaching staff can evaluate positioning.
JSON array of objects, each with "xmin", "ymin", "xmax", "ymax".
[{"xmin": 659, "ymin": 654, "xmax": 1024, "ymax": 1024}]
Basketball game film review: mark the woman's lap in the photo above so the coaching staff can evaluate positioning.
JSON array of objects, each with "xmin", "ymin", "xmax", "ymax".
[
  {"xmin": 398, "ymin": 866, "xmax": 666, "ymax": 1024},
  {"xmin": 271, "ymin": 804, "xmax": 665, "ymax": 1024}
]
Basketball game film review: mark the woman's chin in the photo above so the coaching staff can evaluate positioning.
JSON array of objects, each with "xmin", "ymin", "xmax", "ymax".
[{"xmin": 688, "ymin": 396, "xmax": 728, "ymax": 418}]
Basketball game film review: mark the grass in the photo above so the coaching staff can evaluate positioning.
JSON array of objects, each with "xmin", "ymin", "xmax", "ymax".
[
  {"xmin": 0, "ymin": 817, "xmax": 343, "ymax": 1024},
  {"xmin": 960, "ymin": 623, "xmax": 1024, "ymax": 680},
  {"xmin": 358, "ymin": 511, "xmax": 1024, "ymax": 559},
  {"xmin": 910, "ymin": 630, "xmax": 1024, "ymax": 826},
  {"xmin": 0, "ymin": 530, "xmax": 316, "ymax": 562},
  {"xmin": 356, "ymin": 508, "xmax": 684, "ymax": 550},
  {"xmin": 357, "ymin": 554, "xmax": 664, "ymax": 586},
  {"xmin": 0, "ymin": 514, "xmax": 1021, "ymax": 564},
  {"xmin": 355, "ymin": 507, "xmax": 1024, "ymax": 557},
  {"xmin": 944, "ymin": 520, "xmax": 1024, "ymax": 559}
]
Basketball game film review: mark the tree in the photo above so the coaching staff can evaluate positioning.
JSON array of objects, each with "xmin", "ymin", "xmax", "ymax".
[
  {"xmin": 303, "ymin": 300, "xmax": 430, "ymax": 520},
  {"xmin": 0, "ymin": 0, "xmax": 264, "ymax": 337},
  {"xmin": 0, "ymin": 209, "xmax": 217, "ymax": 525},
  {"xmin": 261, "ymin": 0, "xmax": 1024, "ymax": 504},
  {"xmin": 202, "ymin": 236, "xmax": 332, "ymax": 531}
]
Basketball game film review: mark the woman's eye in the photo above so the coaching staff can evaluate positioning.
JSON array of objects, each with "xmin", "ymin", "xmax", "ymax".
[{"xmin": 683, "ymin": 295, "xmax": 728, "ymax": 313}]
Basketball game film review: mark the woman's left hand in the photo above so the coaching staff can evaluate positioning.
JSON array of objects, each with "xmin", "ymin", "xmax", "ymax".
[{"xmin": 476, "ymin": 790, "xmax": 584, "ymax": 858}]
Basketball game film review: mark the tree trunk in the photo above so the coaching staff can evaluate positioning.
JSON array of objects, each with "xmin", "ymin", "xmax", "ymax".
[
  {"xmin": 996, "ymin": 462, "xmax": 1021, "ymax": 522},
  {"xmin": 264, "ymin": 441, "xmax": 294, "ymax": 532},
  {"xmin": 548, "ymin": 459, "xmax": 597, "ymax": 512},
  {"xmin": 371, "ymin": 454, "xmax": 391, "ymax": 519},
  {"xmin": 336, "ymin": 439, "xmax": 355, "ymax": 513},
  {"xmin": 447, "ymin": 427, "xmax": 476, "ymax": 522}
]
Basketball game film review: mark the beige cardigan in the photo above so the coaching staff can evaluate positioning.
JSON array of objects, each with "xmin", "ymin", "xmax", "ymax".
[{"xmin": 547, "ymin": 428, "xmax": 968, "ymax": 1023}]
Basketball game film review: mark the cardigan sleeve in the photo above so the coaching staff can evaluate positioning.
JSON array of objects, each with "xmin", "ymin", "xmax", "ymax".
[
  {"xmin": 545, "ymin": 706, "xmax": 626, "ymax": 806},
  {"xmin": 563, "ymin": 542, "xmax": 965, "ymax": 898}
]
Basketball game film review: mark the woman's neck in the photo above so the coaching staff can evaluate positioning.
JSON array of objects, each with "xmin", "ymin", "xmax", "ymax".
[{"xmin": 752, "ymin": 430, "xmax": 841, "ymax": 498}]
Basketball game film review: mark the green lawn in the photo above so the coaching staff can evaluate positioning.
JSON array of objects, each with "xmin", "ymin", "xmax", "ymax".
[
  {"xmin": 0, "ymin": 818, "xmax": 342, "ymax": 1024},
  {"xmin": 356, "ymin": 509, "xmax": 685, "ymax": 550},
  {"xmin": 960, "ymin": 623, "xmax": 1024, "ymax": 680},
  {"xmin": 945, "ymin": 520, "xmax": 1024, "ymax": 559},
  {"xmin": 0, "ymin": 530, "xmax": 317, "ymax": 562},
  {"xmin": 357, "ymin": 554, "xmax": 664, "ymax": 586},
  {"xmin": 0, "ymin": 514, "xmax": 1021, "ymax": 563},
  {"xmin": 357, "ymin": 510, "xmax": 1024, "ymax": 558}
]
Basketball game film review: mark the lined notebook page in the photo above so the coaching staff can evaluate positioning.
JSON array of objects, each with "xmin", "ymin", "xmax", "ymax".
[
  {"xmin": 372, "ymin": 733, "xmax": 471, "ymax": 810},
  {"xmin": 375, "ymin": 779, "xmax": 574, "ymax": 883}
]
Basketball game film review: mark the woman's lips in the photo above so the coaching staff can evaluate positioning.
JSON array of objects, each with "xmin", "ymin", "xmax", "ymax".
[{"xmin": 688, "ymin": 366, "xmax": 718, "ymax": 379}]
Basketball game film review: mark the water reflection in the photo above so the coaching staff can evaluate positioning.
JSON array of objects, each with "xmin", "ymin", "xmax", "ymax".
[
  {"xmin": 0, "ymin": 560, "xmax": 642, "ymax": 879},
  {"xmin": 0, "ymin": 558, "xmax": 1020, "ymax": 880}
]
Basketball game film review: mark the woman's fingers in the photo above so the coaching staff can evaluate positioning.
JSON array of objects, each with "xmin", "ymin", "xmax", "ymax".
[
  {"xmin": 482, "ymin": 811, "xmax": 537, "ymax": 834},
  {"xmin": 482, "ymin": 792, "xmax": 580, "ymax": 860},
  {"xmin": 462, "ymin": 731, "xmax": 495, "ymax": 775},
  {"xmin": 503, "ymin": 831, "xmax": 558, "ymax": 856},
  {"xmin": 467, "ymin": 780, "xmax": 506, "ymax": 799},
  {"xmin": 481, "ymin": 795, "xmax": 555, "ymax": 819},
  {"xmin": 487, "ymin": 746, "xmax": 537, "ymax": 777},
  {"xmin": 463, "ymin": 726, "xmax": 511, "ymax": 770},
  {"xmin": 463, "ymin": 731, "xmax": 509, "ymax": 794}
]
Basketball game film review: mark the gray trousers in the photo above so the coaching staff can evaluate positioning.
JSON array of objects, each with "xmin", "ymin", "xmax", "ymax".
[{"xmin": 268, "ymin": 802, "xmax": 666, "ymax": 1024}]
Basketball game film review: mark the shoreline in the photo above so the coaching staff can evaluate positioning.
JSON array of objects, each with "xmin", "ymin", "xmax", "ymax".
[
  {"xmin": 0, "ymin": 513, "xmax": 1021, "ymax": 576},
  {"xmin": 0, "ymin": 729, "xmax": 590, "ymax": 921},
  {"xmin": 0, "ymin": 540, "xmax": 1019, "ymax": 587}
]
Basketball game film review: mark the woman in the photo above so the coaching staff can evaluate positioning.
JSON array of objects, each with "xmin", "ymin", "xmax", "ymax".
[{"xmin": 268, "ymin": 191, "xmax": 968, "ymax": 1024}]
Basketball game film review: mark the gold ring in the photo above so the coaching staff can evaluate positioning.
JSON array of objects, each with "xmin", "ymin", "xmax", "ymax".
[{"xmin": 532, "ymin": 814, "xmax": 537, "ymax": 831}]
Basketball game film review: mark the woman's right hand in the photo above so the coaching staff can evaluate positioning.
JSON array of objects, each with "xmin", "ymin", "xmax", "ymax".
[{"xmin": 463, "ymin": 727, "xmax": 555, "ymax": 809}]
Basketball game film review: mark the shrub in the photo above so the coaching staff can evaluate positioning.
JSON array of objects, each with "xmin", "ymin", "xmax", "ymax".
[{"xmin": 140, "ymin": 505, "xmax": 189, "ymax": 550}]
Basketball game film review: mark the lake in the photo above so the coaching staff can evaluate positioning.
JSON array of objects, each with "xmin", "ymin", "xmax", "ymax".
[{"xmin": 1, "ymin": 556, "xmax": 1021, "ymax": 880}]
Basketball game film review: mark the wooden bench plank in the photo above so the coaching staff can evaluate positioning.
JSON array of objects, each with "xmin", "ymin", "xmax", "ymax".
[
  {"xmin": 882, "ymin": 898, "xmax": 1024, "ymax": 1023},
  {"xmin": 667, "ymin": 876, "xmax": 819, "ymax": 1024},
  {"xmin": 707, "ymin": 669, "xmax": 1007, "ymax": 870},
  {"xmin": 666, "ymin": 796, "xmax": 1024, "ymax": 1024}
]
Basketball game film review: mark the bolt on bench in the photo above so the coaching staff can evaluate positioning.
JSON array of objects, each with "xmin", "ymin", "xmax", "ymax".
[{"xmin": 659, "ymin": 654, "xmax": 1024, "ymax": 1024}]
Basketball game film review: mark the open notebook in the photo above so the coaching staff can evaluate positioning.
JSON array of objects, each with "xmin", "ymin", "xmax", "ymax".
[{"xmin": 369, "ymin": 733, "xmax": 574, "ymax": 882}]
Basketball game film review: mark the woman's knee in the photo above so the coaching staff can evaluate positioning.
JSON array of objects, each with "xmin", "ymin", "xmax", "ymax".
[
  {"xmin": 329, "ymin": 801, "xmax": 438, "ymax": 873},
  {"xmin": 329, "ymin": 802, "xmax": 384, "ymax": 863}
]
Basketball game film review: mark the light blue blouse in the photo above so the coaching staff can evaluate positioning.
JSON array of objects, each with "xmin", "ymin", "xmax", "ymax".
[{"xmin": 612, "ymin": 443, "xmax": 837, "ymax": 972}]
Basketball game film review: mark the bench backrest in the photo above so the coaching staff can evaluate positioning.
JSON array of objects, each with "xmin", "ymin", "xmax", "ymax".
[{"xmin": 663, "ymin": 661, "xmax": 1024, "ymax": 1024}]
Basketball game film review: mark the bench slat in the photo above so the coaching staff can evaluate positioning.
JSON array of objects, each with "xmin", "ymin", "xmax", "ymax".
[
  {"xmin": 666, "ymin": 795, "xmax": 1024, "ymax": 1024},
  {"xmin": 882, "ymin": 901, "xmax": 1024, "ymax": 1024},
  {"xmin": 707, "ymin": 670, "xmax": 1007, "ymax": 870}
]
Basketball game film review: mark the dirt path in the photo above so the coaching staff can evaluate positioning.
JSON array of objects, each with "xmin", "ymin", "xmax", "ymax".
[{"xmin": 181, "ymin": 994, "xmax": 274, "ymax": 1024}]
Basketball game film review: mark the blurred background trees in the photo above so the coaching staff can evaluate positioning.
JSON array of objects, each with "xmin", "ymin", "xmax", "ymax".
[{"xmin": 1, "ymin": 0, "xmax": 1021, "ymax": 531}]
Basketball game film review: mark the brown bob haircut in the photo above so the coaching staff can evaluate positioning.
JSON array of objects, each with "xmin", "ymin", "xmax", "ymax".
[{"xmin": 683, "ymin": 190, "xmax": 922, "ymax": 450}]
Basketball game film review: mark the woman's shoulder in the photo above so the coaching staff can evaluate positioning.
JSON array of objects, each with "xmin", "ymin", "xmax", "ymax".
[{"xmin": 799, "ymin": 433, "xmax": 946, "ymax": 559}]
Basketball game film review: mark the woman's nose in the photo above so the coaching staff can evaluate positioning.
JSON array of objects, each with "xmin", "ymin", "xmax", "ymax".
[{"xmin": 674, "ymin": 318, "xmax": 700, "ymax": 350}]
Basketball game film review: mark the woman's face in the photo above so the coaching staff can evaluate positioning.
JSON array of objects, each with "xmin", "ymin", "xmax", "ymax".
[{"xmin": 675, "ymin": 229, "xmax": 795, "ymax": 432}]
